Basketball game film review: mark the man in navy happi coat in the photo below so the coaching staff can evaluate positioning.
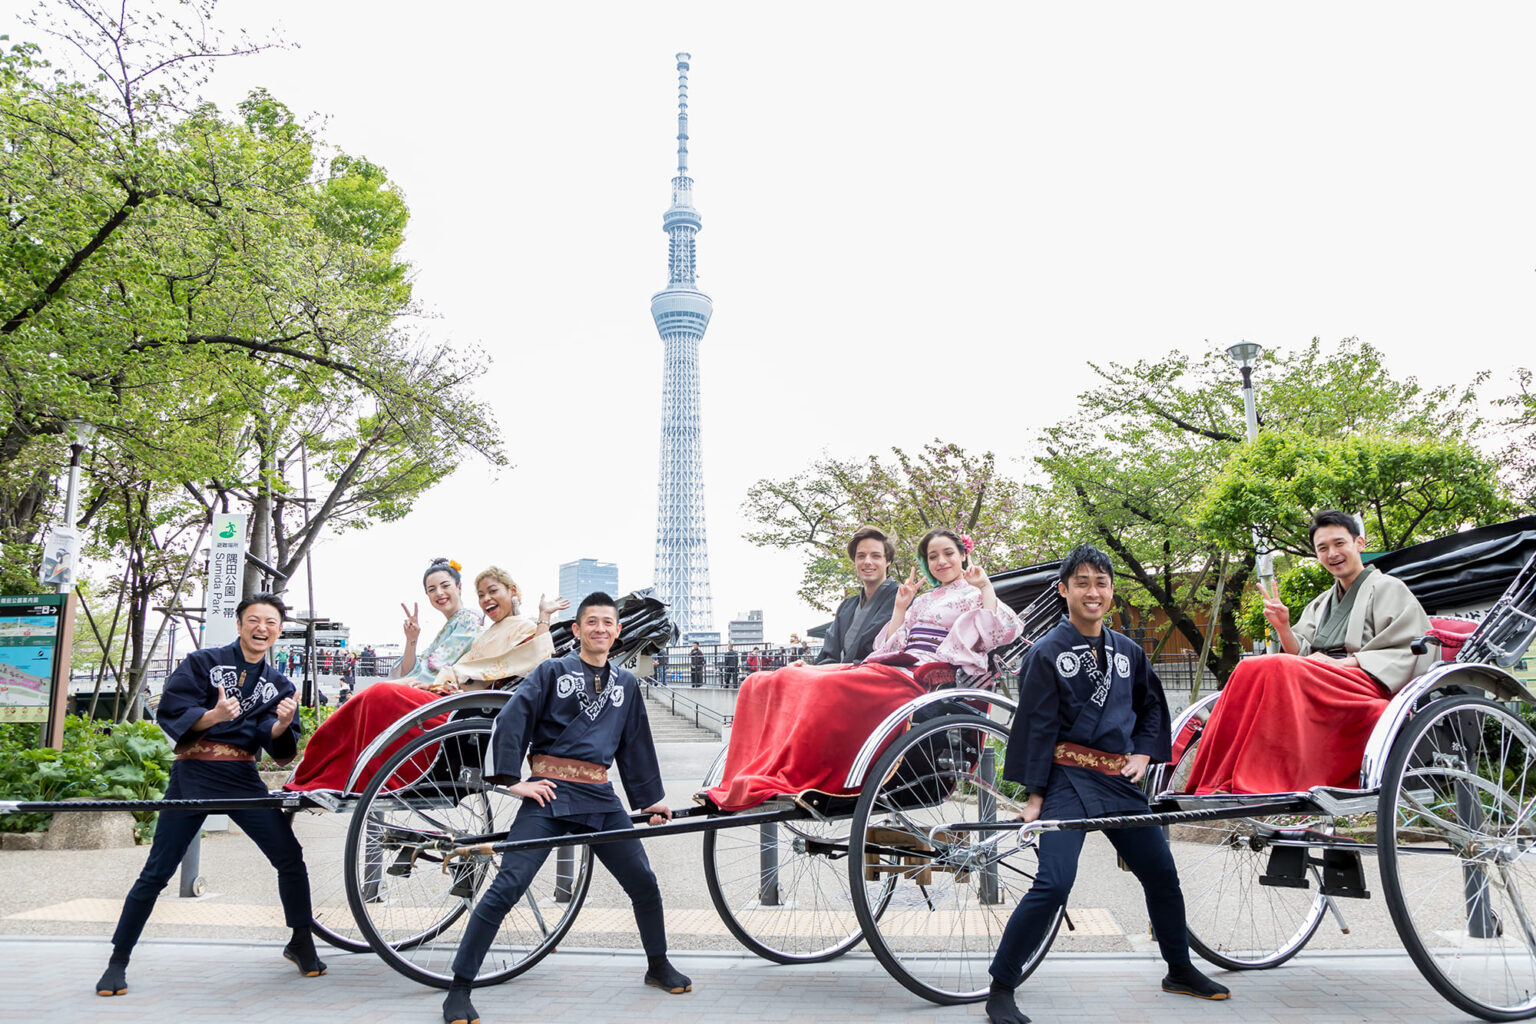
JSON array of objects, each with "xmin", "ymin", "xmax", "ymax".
[
  {"xmin": 97, "ymin": 593, "xmax": 324, "ymax": 998},
  {"xmin": 443, "ymin": 592, "xmax": 690, "ymax": 1024},
  {"xmin": 984, "ymin": 546, "xmax": 1230, "ymax": 1024}
]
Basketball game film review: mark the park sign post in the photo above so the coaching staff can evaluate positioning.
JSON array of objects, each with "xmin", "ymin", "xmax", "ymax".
[
  {"xmin": 0, "ymin": 593, "xmax": 78, "ymax": 749},
  {"xmin": 203, "ymin": 512, "xmax": 248, "ymax": 650}
]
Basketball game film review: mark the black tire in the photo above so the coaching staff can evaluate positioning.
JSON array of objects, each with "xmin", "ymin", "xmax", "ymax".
[
  {"xmin": 1378, "ymin": 694, "xmax": 1536, "ymax": 1021},
  {"xmin": 1160, "ymin": 731, "xmax": 1327, "ymax": 970},
  {"xmin": 848, "ymin": 713, "xmax": 1060, "ymax": 1005},
  {"xmin": 344, "ymin": 717, "xmax": 593, "ymax": 988},
  {"xmin": 288, "ymin": 805, "xmax": 372, "ymax": 953},
  {"xmin": 703, "ymin": 813, "xmax": 886, "ymax": 963}
]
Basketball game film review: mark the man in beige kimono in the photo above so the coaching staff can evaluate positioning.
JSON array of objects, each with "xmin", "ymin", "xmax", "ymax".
[{"xmin": 1185, "ymin": 509, "xmax": 1433, "ymax": 794}]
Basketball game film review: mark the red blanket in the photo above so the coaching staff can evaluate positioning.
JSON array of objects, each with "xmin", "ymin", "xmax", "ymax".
[
  {"xmin": 285, "ymin": 682, "xmax": 447, "ymax": 793},
  {"xmin": 704, "ymin": 662, "xmax": 926, "ymax": 812},
  {"xmin": 1184, "ymin": 654, "xmax": 1391, "ymax": 795}
]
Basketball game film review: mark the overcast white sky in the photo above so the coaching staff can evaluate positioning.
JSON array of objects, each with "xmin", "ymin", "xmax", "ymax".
[{"xmin": 86, "ymin": 2, "xmax": 1536, "ymax": 646}]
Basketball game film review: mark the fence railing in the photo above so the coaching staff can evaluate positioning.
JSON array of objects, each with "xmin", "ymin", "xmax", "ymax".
[{"xmin": 640, "ymin": 677, "xmax": 733, "ymax": 734}]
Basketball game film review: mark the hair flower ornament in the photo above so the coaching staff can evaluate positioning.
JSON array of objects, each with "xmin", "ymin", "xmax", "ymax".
[
  {"xmin": 959, "ymin": 534, "xmax": 975, "ymax": 554},
  {"xmin": 448, "ymin": 559, "xmax": 463, "ymax": 572}
]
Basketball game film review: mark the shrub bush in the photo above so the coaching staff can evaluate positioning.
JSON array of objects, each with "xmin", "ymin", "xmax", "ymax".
[{"xmin": 0, "ymin": 716, "xmax": 174, "ymax": 838}]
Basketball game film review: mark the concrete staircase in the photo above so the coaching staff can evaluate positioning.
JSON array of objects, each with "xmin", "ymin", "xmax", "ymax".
[{"xmin": 642, "ymin": 689, "xmax": 721, "ymax": 743}]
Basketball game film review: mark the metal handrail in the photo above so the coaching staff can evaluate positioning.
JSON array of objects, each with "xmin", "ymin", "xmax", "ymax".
[{"xmin": 640, "ymin": 677, "xmax": 733, "ymax": 732}]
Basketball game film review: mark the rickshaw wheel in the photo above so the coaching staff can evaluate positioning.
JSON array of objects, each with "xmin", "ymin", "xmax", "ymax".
[
  {"xmin": 848, "ymin": 713, "xmax": 1060, "ymax": 1005},
  {"xmin": 703, "ymin": 811, "xmax": 889, "ymax": 963},
  {"xmin": 1379, "ymin": 694, "xmax": 1536, "ymax": 1022},
  {"xmin": 345, "ymin": 716, "xmax": 594, "ymax": 988},
  {"xmin": 289, "ymin": 804, "xmax": 371, "ymax": 952},
  {"xmin": 1161, "ymin": 732, "xmax": 1328, "ymax": 969}
]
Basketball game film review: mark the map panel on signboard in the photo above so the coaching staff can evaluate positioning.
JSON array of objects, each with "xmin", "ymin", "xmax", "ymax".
[{"xmin": 0, "ymin": 596, "xmax": 63, "ymax": 723}]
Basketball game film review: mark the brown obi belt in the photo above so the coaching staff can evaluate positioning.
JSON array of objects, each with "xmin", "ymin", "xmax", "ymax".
[
  {"xmin": 1052, "ymin": 742, "xmax": 1127, "ymax": 776},
  {"xmin": 529, "ymin": 754, "xmax": 609, "ymax": 784},
  {"xmin": 175, "ymin": 740, "xmax": 256, "ymax": 762}
]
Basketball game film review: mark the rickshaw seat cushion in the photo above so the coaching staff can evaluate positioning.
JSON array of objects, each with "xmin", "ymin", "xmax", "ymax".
[{"xmin": 1428, "ymin": 617, "xmax": 1478, "ymax": 661}]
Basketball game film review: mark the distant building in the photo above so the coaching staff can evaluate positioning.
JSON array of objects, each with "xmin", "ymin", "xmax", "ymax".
[
  {"xmin": 728, "ymin": 609, "xmax": 764, "ymax": 647},
  {"xmin": 557, "ymin": 558, "xmax": 620, "ymax": 621}
]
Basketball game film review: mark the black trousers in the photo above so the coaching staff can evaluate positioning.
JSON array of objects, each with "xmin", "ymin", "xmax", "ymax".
[
  {"xmin": 990, "ymin": 783, "xmax": 1190, "ymax": 987},
  {"xmin": 111, "ymin": 760, "xmax": 312, "ymax": 951},
  {"xmin": 452, "ymin": 803, "xmax": 666, "ymax": 978}
]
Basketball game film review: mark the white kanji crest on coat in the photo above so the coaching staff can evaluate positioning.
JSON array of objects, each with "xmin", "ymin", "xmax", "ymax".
[
  {"xmin": 1114, "ymin": 653, "xmax": 1131, "ymax": 678},
  {"xmin": 209, "ymin": 665, "xmax": 239, "ymax": 692},
  {"xmin": 610, "ymin": 682, "xmax": 624, "ymax": 707},
  {"xmin": 1056, "ymin": 651, "xmax": 1080, "ymax": 677},
  {"xmin": 556, "ymin": 673, "xmax": 581, "ymax": 699}
]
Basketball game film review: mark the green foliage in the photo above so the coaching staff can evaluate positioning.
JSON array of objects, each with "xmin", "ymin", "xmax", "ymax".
[
  {"xmin": 0, "ymin": 3, "xmax": 502, "ymax": 708},
  {"xmin": 1496, "ymin": 368, "xmax": 1536, "ymax": 512},
  {"xmin": 1196, "ymin": 430, "xmax": 1515, "ymax": 558},
  {"xmin": 741, "ymin": 441, "xmax": 1060, "ymax": 611},
  {"xmin": 0, "ymin": 715, "xmax": 172, "ymax": 834},
  {"xmin": 1236, "ymin": 560, "xmax": 1332, "ymax": 644}
]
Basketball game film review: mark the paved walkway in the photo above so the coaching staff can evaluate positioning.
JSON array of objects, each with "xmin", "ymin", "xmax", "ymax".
[{"xmin": 0, "ymin": 936, "xmax": 1467, "ymax": 1023}]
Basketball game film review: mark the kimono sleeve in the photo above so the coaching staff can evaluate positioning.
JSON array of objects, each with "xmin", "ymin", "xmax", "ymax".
[
  {"xmin": 254, "ymin": 673, "xmax": 302, "ymax": 763},
  {"xmin": 424, "ymin": 611, "xmax": 480, "ymax": 674},
  {"xmin": 1354, "ymin": 578, "xmax": 1433, "ymax": 692},
  {"xmin": 483, "ymin": 665, "xmax": 549, "ymax": 784},
  {"xmin": 1291, "ymin": 590, "xmax": 1330, "ymax": 657},
  {"xmin": 1001, "ymin": 646, "xmax": 1062, "ymax": 795},
  {"xmin": 615, "ymin": 696, "xmax": 665, "ymax": 811},
  {"xmin": 1127, "ymin": 653, "xmax": 1172, "ymax": 762},
  {"xmin": 155, "ymin": 652, "xmax": 213, "ymax": 745},
  {"xmin": 815, "ymin": 598, "xmax": 849, "ymax": 665}
]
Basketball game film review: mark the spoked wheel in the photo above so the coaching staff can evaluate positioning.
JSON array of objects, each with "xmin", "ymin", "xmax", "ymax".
[
  {"xmin": 288, "ymin": 800, "xmax": 370, "ymax": 952},
  {"xmin": 344, "ymin": 717, "xmax": 594, "ymax": 988},
  {"xmin": 703, "ymin": 810, "xmax": 890, "ymax": 963},
  {"xmin": 1161, "ymin": 732, "xmax": 1328, "ymax": 969},
  {"xmin": 1378, "ymin": 694, "xmax": 1536, "ymax": 1022},
  {"xmin": 848, "ymin": 714, "xmax": 1060, "ymax": 1005}
]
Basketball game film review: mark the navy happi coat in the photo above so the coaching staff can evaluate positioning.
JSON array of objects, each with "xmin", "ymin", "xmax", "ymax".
[
  {"xmin": 156, "ymin": 641, "xmax": 300, "ymax": 760},
  {"xmin": 483, "ymin": 653, "xmax": 664, "ymax": 819},
  {"xmin": 1002, "ymin": 616, "xmax": 1171, "ymax": 816}
]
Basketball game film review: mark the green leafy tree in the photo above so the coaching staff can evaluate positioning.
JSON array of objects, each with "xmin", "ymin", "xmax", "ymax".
[
  {"xmin": 742, "ymin": 441, "xmax": 1059, "ymax": 611},
  {"xmin": 1036, "ymin": 338, "xmax": 1502, "ymax": 684},
  {"xmin": 1, "ymin": 3, "xmax": 503, "ymax": 720},
  {"xmin": 1497, "ymin": 368, "xmax": 1536, "ymax": 513}
]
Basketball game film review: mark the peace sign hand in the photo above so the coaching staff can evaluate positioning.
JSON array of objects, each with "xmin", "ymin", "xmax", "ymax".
[
  {"xmin": 401, "ymin": 602, "xmax": 421, "ymax": 643},
  {"xmin": 1259, "ymin": 578, "xmax": 1290, "ymax": 631},
  {"xmin": 895, "ymin": 567, "xmax": 925, "ymax": 612},
  {"xmin": 963, "ymin": 560, "xmax": 992, "ymax": 593}
]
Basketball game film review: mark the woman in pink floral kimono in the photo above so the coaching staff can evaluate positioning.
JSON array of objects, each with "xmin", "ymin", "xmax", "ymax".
[{"xmin": 704, "ymin": 529, "xmax": 1022, "ymax": 811}]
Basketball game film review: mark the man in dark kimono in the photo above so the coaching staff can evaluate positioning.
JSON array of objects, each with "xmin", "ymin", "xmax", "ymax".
[
  {"xmin": 96, "ymin": 594, "xmax": 323, "ymax": 997},
  {"xmin": 442, "ymin": 592, "xmax": 690, "ymax": 1024},
  {"xmin": 816, "ymin": 526, "xmax": 901, "ymax": 664},
  {"xmin": 986, "ymin": 546, "xmax": 1230, "ymax": 1024}
]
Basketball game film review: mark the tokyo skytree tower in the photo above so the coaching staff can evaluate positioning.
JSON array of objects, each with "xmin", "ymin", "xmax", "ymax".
[{"xmin": 650, "ymin": 52, "xmax": 715, "ymax": 640}]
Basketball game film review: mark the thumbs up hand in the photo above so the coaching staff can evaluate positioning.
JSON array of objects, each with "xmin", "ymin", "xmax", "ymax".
[{"xmin": 209, "ymin": 685, "xmax": 241, "ymax": 723}]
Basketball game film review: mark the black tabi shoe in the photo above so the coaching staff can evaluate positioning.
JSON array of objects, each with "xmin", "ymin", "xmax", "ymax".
[
  {"xmin": 282, "ymin": 942, "xmax": 328, "ymax": 977},
  {"xmin": 643, "ymin": 960, "xmax": 692, "ymax": 994},
  {"xmin": 985, "ymin": 982, "xmax": 1032, "ymax": 1024},
  {"xmin": 442, "ymin": 984, "xmax": 480, "ymax": 1024},
  {"xmin": 1162, "ymin": 963, "xmax": 1231, "ymax": 1000},
  {"xmin": 95, "ymin": 962, "xmax": 128, "ymax": 997}
]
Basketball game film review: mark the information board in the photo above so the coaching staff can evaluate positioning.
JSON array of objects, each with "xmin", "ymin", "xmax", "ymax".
[{"xmin": 0, "ymin": 594, "xmax": 71, "ymax": 737}]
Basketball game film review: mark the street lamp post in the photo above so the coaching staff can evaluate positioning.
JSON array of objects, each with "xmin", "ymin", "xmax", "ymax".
[
  {"xmin": 58, "ymin": 419, "xmax": 97, "ymax": 594},
  {"xmin": 1226, "ymin": 342, "xmax": 1276, "ymax": 651}
]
